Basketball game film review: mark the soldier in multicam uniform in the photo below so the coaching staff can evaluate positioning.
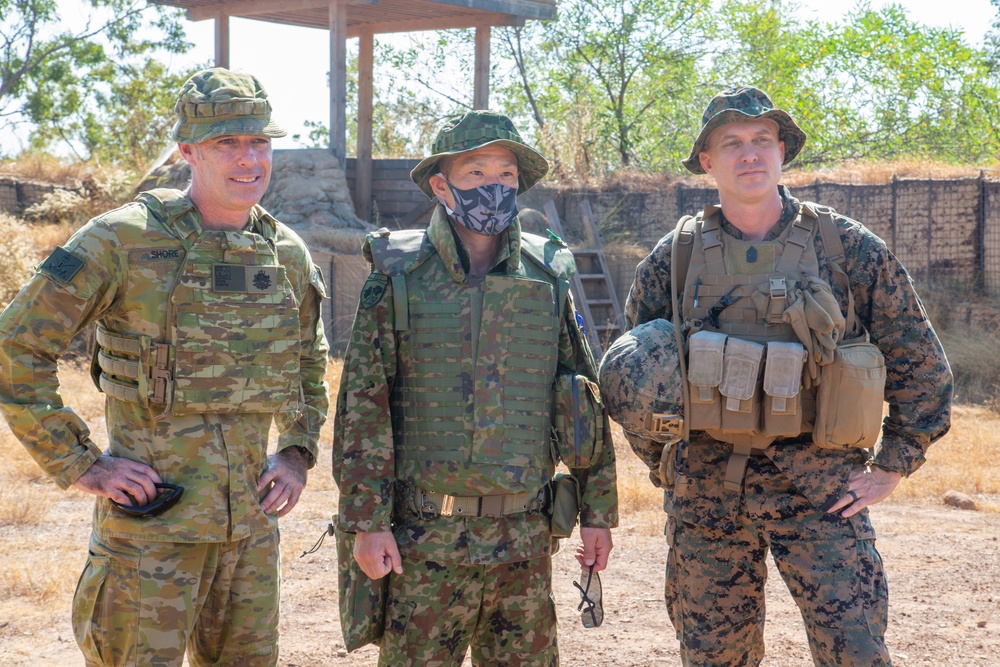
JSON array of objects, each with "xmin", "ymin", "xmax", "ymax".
[
  {"xmin": 332, "ymin": 110, "xmax": 618, "ymax": 666},
  {"xmin": 0, "ymin": 68, "xmax": 329, "ymax": 666},
  {"xmin": 615, "ymin": 86, "xmax": 953, "ymax": 666}
]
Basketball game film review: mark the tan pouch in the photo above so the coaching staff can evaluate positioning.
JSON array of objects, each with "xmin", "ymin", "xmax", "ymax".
[
  {"xmin": 552, "ymin": 374, "xmax": 604, "ymax": 468},
  {"xmin": 762, "ymin": 341, "xmax": 805, "ymax": 436},
  {"xmin": 719, "ymin": 338, "xmax": 764, "ymax": 434},
  {"xmin": 813, "ymin": 339, "xmax": 886, "ymax": 450},
  {"xmin": 549, "ymin": 473, "xmax": 581, "ymax": 539},
  {"xmin": 687, "ymin": 330, "xmax": 726, "ymax": 430}
]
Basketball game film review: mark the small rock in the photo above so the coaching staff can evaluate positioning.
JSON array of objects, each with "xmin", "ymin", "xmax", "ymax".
[
  {"xmin": 943, "ymin": 490, "xmax": 977, "ymax": 510},
  {"xmin": 978, "ymin": 620, "xmax": 987, "ymax": 628}
]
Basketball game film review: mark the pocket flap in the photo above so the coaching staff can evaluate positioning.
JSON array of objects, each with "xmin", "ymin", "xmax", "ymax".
[
  {"xmin": 719, "ymin": 338, "xmax": 764, "ymax": 402},
  {"xmin": 688, "ymin": 330, "xmax": 727, "ymax": 387},
  {"xmin": 763, "ymin": 341, "xmax": 805, "ymax": 399}
]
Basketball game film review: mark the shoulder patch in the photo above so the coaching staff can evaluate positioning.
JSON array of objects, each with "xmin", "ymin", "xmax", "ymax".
[
  {"xmin": 360, "ymin": 272, "xmax": 389, "ymax": 309},
  {"xmin": 39, "ymin": 246, "xmax": 85, "ymax": 283}
]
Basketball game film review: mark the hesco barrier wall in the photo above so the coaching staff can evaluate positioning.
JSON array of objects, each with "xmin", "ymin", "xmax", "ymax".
[
  {"xmin": 329, "ymin": 168, "xmax": 1000, "ymax": 347},
  {"xmin": 5, "ymin": 168, "xmax": 1000, "ymax": 350}
]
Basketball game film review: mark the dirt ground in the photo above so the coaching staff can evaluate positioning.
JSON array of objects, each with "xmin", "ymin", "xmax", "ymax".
[{"xmin": 1, "ymin": 487, "xmax": 998, "ymax": 667}]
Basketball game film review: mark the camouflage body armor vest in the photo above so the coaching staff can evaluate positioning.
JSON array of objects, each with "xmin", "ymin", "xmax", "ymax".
[
  {"xmin": 92, "ymin": 189, "xmax": 303, "ymax": 416},
  {"xmin": 679, "ymin": 205, "xmax": 828, "ymax": 449},
  {"xmin": 367, "ymin": 230, "xmax": 573, "ymax": 480}
]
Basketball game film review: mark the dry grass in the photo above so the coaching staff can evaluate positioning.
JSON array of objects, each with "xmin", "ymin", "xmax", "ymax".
[
  {"xmin": 0, "ymin": 153, "xmax": 98, "ymax": 185},
  {"xmin": 549, "ymin": 159, "xmax": 998, "ymax": 193},
  {"xmin": 893, "ymin": 404, "xmax": 1000, "ymax": 507},
  {"xmin": 780, "ymin": 159, "xmax": 993, "ymax": 186}
]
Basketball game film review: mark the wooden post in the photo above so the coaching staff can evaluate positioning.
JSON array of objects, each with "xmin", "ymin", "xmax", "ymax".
[
  {"xmin": 214, "ymin": 13, "xmax": 230, "ymax": 69},
  {"xmin": 356, "ymin": 30, "xmax": 374, "ymax": 222},
  {"xmin": 474, "ymin": 25, "xmax": 490, "ymax": 110},
  {"xmin": 329, "ymin": 0, "xmax": 347, "ymax": 166}
]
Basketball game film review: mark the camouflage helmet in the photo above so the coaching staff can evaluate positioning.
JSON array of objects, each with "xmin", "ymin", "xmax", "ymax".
[
  {"xmin": 410, "ymin": 110, "xmax": 549, "ymax": 199},
  {"xmin": 170, "ymin": 67, "xmax": 287, "ymax": 144},
  {"xmin": 598, "ymin": 319, "xmax": 684, "ymax": 443},
  {"xmin": 681, "ymin": 85, "xmax": 806, "ymax": 175}
]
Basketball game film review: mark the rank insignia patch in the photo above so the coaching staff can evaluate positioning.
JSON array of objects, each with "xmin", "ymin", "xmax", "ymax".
[{"xmin": 360, "ymin": 273, "xmax": 389, "ymax": 309}]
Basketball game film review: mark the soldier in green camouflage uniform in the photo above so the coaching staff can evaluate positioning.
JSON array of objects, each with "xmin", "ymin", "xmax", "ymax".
[
  {"xmin": 0, "ymin": 68, "xmax": 329, "ymax": 666},
  {"xmin": 332, "ymin": 111, "xmax": 618, "ymax": 666},
  {"xmin": 618, "ymin": 87, "xmax": 953, "ymax": 666}
]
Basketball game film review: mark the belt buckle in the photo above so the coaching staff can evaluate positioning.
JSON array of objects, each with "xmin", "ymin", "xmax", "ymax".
[
  {"xmin": 439, "ymin": 494, "xmax": 456, "ymax": 517},
  {"xmin": 415, "ymin": 487, "xmax": 440, "ymax": 520},
  {"xmin": 480, "ymin": 495, "xmax": 503, "ymax": 518}
]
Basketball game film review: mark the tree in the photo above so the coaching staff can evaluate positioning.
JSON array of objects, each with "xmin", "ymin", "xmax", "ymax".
[
  {"xmin": 711, "ymin": 0, "xmax": 1000, "ymax": 166},
  {"xmin": 800, "ymin": 3, "xmax": 997, "ymax": 163},
  {"xmin": 494, "ymin": 0, "xmax": 712, "ymax": 176},
  {"xmin": 1, "ymin": 0, "xmax": 191, "ymax": 166}
]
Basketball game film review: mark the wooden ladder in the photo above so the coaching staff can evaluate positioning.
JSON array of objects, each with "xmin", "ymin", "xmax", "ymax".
[{"xmin": 543, "ymin": 199, "xmax": 624, "ymax": 355}]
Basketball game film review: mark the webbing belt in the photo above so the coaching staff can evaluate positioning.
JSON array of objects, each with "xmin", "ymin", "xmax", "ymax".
[
  {"xmin": 99, "ymin": 374, "xmax": 140, "ymax": 404},
  {"xmin": 414, "ymin": 487, "xmax": 540, "ymax": 519},
  {"xmin": 96, "ymin": 327, "xmax": 140, "ymax": 355},
  {"xmin": 97, "ymin": 350, "xmax": 139, "ymax": 380}
]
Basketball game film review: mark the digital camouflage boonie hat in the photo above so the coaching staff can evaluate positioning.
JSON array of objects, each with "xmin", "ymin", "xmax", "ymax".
[
  {"xmin": 682, "ymin": 86, "xmax": 806, "ymax": 175},
  {"xmin": 170, "ymin": 67, "xmax": 287, "ymax": 144},
  {"xmin": 410, "ymin": 110, "xmax": 549, "ymax": 199}
]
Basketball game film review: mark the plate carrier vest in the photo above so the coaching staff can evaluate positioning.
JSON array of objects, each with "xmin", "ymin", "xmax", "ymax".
[
  {"xmin": 671, "ymin": 202, "xmax": 856, "ymax": 489},
  {"xmin": 366, "ymin": 229, "xmax": 574, "ymax": 477},
  {"xmin": 91, "ymin": 189, "xmax": 304, "ymax": 416}
]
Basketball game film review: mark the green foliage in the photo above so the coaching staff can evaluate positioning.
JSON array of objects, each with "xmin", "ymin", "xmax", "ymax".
[
  {"xmin": 1, "ymin": 0, "xmax": 194, "ymax": 172},
  {"xmin": 352, "ymin": 0, "xmax": 1000, "ymax": 175},
  {"xmin": 801, "ymin": 4, "xmax": 995, "ymax": 163},
  {"xmin": 496, "ymin": 0, "xmax": 711, "ymax": 177}
]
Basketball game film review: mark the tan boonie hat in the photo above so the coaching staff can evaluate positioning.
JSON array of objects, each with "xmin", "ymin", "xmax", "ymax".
[
  {"xmin": 682, "ymin": 86, "xmax": 806, "ymax": 175},
  {"xmin": 410, "ymin": 110, "xmax": 549, "ymax": 199},
  {"xmin": 170, "ymin": 67, "xmax": 287, "ymax": 144}
]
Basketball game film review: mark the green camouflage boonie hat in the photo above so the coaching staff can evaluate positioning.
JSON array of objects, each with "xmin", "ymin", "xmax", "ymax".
[
  {"xmin": 170, "ymin": 67, "xmax": 287, "ymax": 144},
  {"xmin": 682, "ymin": 86, "xmax": 806, "ymax": 175},
  {"xmin": 410, "ymin": 110, "xmax": 549, "ymax": 199}
]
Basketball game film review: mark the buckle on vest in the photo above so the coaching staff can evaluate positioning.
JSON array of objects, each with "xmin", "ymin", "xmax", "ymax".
[
  {"xmin": 151, "ymin": 343, "xmax": 172, "ymax": 404},
  {"xmin": 645, "ymin": 413, "xmax": 682, "ymax": 437},
  {"xmin": 768, "ymin": 276, "xmax": 787, "ymax": 323}
]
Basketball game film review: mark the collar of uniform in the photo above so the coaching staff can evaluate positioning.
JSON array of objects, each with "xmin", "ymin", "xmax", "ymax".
[
  {"xmin": 137, "ymin": 188, "xmax": 199, "ymax": 238},
  {"xmin": 713, "ymin": 184, "xmax": 800, "ymax": 242},
  {"xmin": 427, "ymin": 204, "xmax": 521, "ymax": 283}
]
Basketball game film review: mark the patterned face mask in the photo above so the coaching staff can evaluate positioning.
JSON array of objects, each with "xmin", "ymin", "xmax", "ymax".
[{"xmin": 439, "ymin": 180, "xmax": 519, "ymax": 237}]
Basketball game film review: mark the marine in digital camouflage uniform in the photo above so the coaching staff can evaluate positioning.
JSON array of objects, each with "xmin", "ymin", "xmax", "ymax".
[
  {"xmin": 0, "ymin": 68, "xmax": 329, "ymax": 666},
  {"xmin": 332, "ymin": 110, "xmax": 618, "ymax": 666},
  {"xmin": 618, "ymin": 87, "xmax": 953, "ymax": 666}
]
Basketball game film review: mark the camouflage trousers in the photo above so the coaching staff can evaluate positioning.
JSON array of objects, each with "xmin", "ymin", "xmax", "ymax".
[
  {"xmin": 664, "ymin": 456, "xmax": 891, "ymax": 667},
  {"xmin": 72, "ymin": 530, "xmax": 281, "ymax": 666},
  {"xmin": 378, "ymin": 555, "xmax": 558, "ymax": 667}
]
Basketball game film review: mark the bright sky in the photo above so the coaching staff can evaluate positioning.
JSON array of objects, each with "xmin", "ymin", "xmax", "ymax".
[{"xmin": 4, "ymin": 0, "xmax": 997, "ymax": 154}]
